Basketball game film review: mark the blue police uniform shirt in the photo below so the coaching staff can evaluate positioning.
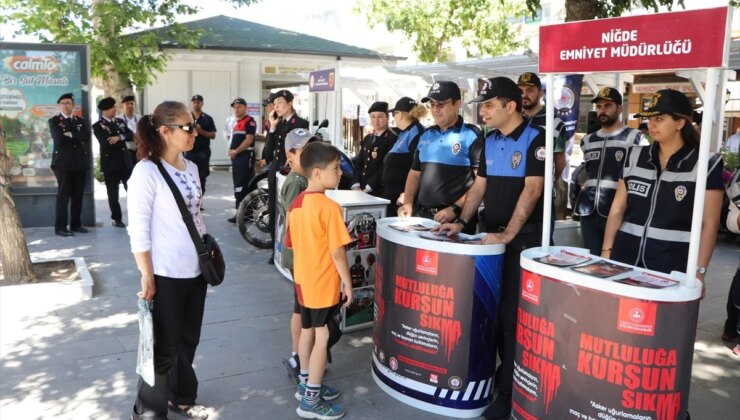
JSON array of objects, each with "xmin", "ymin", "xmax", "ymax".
[
  {"xmin": 382, "ymin": 122, "xmax": 424, "ymax": 200},
  {"xmin": 477, "ymin": 120, "xmax": 546, "ymax": 230},
  {"xmin": 411, "ymin": 116, "xmax": 483, "ymax": 208}
]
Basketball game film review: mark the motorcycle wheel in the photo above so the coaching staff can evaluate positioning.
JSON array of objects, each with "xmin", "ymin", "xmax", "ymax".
[{"xmin": 236, "ymin": 189, "xmax": 273, "ymax": 249}]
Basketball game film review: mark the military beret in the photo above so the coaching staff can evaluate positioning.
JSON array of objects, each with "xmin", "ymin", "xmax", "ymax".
[
  {"xmin": 97, "ymin": 97, "xmax": 116, "ymax": 111},
  {"xmin": 57, "ymin": 93, "xmax": 74, "ymax": 103}
]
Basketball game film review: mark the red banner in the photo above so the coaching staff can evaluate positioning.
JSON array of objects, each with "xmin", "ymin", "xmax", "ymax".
[
  {"xmin": 513, "ymin": 269, "xmax": 699, "ymax": 420},
  {"xmin": 539, "ymin": 7, "xmax": 729, "ymax": 73}
]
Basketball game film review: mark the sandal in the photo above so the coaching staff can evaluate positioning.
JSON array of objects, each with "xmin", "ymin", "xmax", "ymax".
[{"xmin": 169, "ymin": 402, "xmax": 209, "ymax": 420}]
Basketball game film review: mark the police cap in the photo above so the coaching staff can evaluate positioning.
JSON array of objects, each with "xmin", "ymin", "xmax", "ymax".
[
  {"xmin": 469, "ymin": 77, "xmax": 521, "ymax": 104},
  {"xmin": 517, "ymin": 72, "xmax": 542, "ymax": 90},
  {"xmin": 421, "ymin": 81, "xmax": 461, "ymax": 103},
  {"xmin": 634, "ymin": 89, "xmax": 693, "ymax": 119},
  {"xmin": 591, "ymin": 87, "xmax": 623, "ymax": 105},
  {"xmin": 368, "ymin": 101, "xmax": 389, "ymax": 114}
]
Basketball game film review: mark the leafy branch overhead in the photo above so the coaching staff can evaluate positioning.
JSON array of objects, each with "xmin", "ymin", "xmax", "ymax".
[
  {"xmin": 0, "ymin": 0, "xmax": 259, "ymax": 94},
  {"xmin": 357, "ymin": 0, "xmax": 527, "ymax": 63}
]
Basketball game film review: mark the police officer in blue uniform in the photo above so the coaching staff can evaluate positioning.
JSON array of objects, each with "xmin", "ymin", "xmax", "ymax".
[
  {"xmin": 399, "ymin": 81, "xmax": 483, "ymax": 234},
  {"xmin": 436, "ymin": 77, "xmax": 546, "ymax": 419},
  {"xmin": 92, "ymin": 97, "xmax": 134, "ymax": 228},
  {"xmin": 49, "ymin": 93, "xmax": 90, "ymax": 237},
  {"xmin": 262, "ymin": 90, "xmax": 309, "ymax": 263},
  {"xmin": 574, "ymin": 87, "xmax": 647, "ymax": 255},
  {"xmin": 352, "ymin": 101, "xmax": 397, "ymax": 197},
  {"xmin": 383, "ymin": 97, "xmax": 426, "ymax": 215},
  {"xmin": 227, "ymin": 97, "xmax": 257, "ymax": 223},
  {"xmin": 185, "ymin": 94, "xmax": 217, "ymax": 197},
  {"xmin": 602, "ymin": 89, "xmax": 724, "ymax": 290}
]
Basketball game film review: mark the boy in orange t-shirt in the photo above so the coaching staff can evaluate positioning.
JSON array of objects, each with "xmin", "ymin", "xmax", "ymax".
[{"xmin": 286, "ymin": 141, "xmax": 352, "ymax": 419}]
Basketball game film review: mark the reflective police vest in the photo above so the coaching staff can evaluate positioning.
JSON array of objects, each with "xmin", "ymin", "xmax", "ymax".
[
  {"xmin": 611, "ymin": 143, "xmax": 723, "ymax": 274},
  {"xmin": 575, "ymin": 126, "xmax": 644, "ymax": 217},
  {"xmin": 728, "ymin": 168, "xmax": 740, "ymax": 209}
]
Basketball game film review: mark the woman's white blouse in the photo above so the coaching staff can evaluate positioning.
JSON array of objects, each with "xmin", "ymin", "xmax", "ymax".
[{"xmin": 127, "ymin": 158, "xmax": 205, "ymax": 278}]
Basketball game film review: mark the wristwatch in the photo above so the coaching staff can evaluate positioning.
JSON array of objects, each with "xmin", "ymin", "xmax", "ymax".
[
  {"xmin": 696, "ymin": 266, "xmax": 707, "ymax": 275},
  {"xmin": 454, "ymin": 217, "xmax": 468, "ymax": 226},
  {"xmin": 451, "ymin": 204, "xmax": 462, "ymax": 215}
]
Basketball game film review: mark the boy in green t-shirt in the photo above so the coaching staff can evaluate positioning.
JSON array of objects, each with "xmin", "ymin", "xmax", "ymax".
[{"xmin": 280, "ymin": 128, "xmax": 318, "ymax": 383}]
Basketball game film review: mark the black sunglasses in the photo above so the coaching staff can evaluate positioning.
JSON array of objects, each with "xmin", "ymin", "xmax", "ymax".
[{"xmin": 166, "ymin": 123, "xmax": 197, "ymax": 132}]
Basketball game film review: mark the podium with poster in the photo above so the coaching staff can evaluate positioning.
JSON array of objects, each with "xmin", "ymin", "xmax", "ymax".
[
  {"xmin": 273, "ymin": 175, "xmax": 389, "ymax": 332},
  {"xmin": 371, "ymin": 217, "xmax": 505, "ymax": 418},
  {"xmin": 513, "ymin": 7, "xmax": 732, "ymax": 420}
]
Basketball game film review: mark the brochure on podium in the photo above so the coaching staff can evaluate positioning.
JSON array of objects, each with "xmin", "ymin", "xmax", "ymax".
[
  {"xmin": 614, "ymin": 272, "xmax": 680, "ymax": 289},
  {"xmin": 570, "ymin": 260, "xmax": 632, "ymax": 278},
  {"xmin": 418, "ymin": 231, "xmax": 486, "ymax": 244},
  {"xmin": 534, "ymin": 250, "xmax": 592, "ymax": 267},
  {"xmin": 388, "ymin": 221, "xmax": 432, "ymax": 232}
]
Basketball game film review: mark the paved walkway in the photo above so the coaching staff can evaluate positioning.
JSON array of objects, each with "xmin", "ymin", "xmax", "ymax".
[{"xmin": 1, "ymin": 170, "xmax": 738, "ymax": 419}]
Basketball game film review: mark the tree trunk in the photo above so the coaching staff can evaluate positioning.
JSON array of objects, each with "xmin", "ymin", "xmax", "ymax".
[
  {"xmin": 0, "ymin": 123, "xmax": 36, "ymax": 284},
  {"xmin": 565, "ymin": 0, "xmax": 599, "ymax": 22},
  {"xmin": 91, "ymin": 0, "xmax": 134, "ymax": 98}
]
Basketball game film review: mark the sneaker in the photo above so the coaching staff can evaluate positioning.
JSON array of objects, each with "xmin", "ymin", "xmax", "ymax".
[
  {"xmin": 227, "ymin": 216, "xmax": 236, "ymax": 223},
  {"xmin": 282, "ymin": 355, "xmax": 300, "ymax": 383},
  {"xmin": 295, "ymin": 382, "xmax": 340, "ymax": 401},
  {"xmin": 296, "ymin": 398, "xmax": 345, "ymax": 420}
]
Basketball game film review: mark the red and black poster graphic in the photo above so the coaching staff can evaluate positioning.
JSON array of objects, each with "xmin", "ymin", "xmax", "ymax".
[
  {"xmin": 512, "ymin": 269, "xmax": 699, "ymax": 420},
  {"xmin": 373, "ymin": 238, "xmax": 474, "ymax": 389}
]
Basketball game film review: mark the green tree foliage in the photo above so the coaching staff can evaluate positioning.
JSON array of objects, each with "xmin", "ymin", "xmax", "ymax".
[
  {"xmin": 525, "ymin": 0, "xmax": 685, "ymax": 22},
  {"xmin": 356, "ymin": 0, "xmax": 527, "ymax": 63},
  {"xmin": 0, "ymin": 0, "xmax": 258, "ymax": 95}
]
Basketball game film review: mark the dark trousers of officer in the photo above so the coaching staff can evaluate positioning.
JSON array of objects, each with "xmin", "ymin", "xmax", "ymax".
[
  {"xmin": 231, "ymin": 151, "xmax": 254, "ymax": 209},
  {"xmin": 52, "ymin": 168, "xmax": 86, "ymax": 230},
  {"xmin": 725, "ymin": 265, "xmax": 740, "ymax": 339},
  {"xmin": 580, "ymin": 213, "xmax": 608, "ymax": 255},
  {"xmin": 267, "ymin": 167, "xmax": 278, "ymax": 243},
  {"xmin": 184, "ymin": 151, "xmax": 210, "ymax": 195},
  {"xmin": 495, "ymin": 230, "xmax": 541, "ymax": 400},
  {"xmin": 417, "ymin": 206, "xmax": 478, "ymax": 235},
  {"xmin": 103, "ymin": 169, "xmax": 129, "ymax": 223},
  {"xmin": 133, "ymin": 275, "xmax": 206, "ymax": 420}
]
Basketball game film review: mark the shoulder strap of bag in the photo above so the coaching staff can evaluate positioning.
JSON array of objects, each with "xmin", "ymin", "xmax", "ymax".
[{"xmin": 155, "ymin": 161, "xmax": 207, "ymax": 258}]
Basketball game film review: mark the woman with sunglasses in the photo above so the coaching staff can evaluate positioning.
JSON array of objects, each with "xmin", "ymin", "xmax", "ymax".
[
  {"xmin": 602, "ymin": 89, "xmax": 724, "ymax": 298},
  {"xmin": 382, "ymin": 97, "xmax": 427, "ymax": 216},
  {"xmin": 128, "ymin": 101, "xmax": 210, "ymax": 420}
]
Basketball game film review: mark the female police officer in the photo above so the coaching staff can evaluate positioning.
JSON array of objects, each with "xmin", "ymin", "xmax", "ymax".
[
  {"xmin": 602, "ymin": 89, "xmax": 724, "ymax": 296},
  {"xmin": 382, "ymin": 97, "xmax": 427, "ymax": 215}
]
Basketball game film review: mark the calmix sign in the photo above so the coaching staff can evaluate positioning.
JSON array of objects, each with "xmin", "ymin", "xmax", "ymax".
[{"xmin": 539, "ymin": 7, "xmax": 730, "ymax": 73}]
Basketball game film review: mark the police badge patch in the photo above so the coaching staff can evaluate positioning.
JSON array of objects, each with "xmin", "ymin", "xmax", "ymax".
[
  {"xmin": 512, "ymin": 151, "xmax": 522, "ymax": 169},
  {"xmin": 615, "ymin": 150, "xmax": 624, "ymax": 162},
  {"xmin": 535, "ymin": 147, "xmax": 546, "ymax": 161},
  {"xmin": 451, "ymin": 142, "xmax": 461, "ymax": 155},
  {"xmin": 674, "ymin": 185, "xmax": 687, "ymax": 201},
  {"xmin": 371, "ymin": 147, "xmax": 378, "ymax": 159}
]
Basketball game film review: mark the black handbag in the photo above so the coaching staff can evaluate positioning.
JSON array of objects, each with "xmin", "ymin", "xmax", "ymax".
[{"xmin": 156, "ymin": 161, "xmax": 225, "ymax": 286}]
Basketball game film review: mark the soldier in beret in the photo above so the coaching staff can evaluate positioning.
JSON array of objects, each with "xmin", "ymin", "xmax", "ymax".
[
  {"xmin": 93, "ymin": 97, "xmax": 135, "ymax": 228},
  {"xmin": 49, "ymin": 93, "xmax": 90, "ymax": 237},
  {"xmin": 351, "ymin": 101, "xmax": 397, "ymax": 197},
  {"xmin": 262, "ymin": 90, "xmax": 309, "ymax": 264}
]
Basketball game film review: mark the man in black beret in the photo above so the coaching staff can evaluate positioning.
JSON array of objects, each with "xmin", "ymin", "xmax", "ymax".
[
  {"xmin": 262, "ymin": 90, "xmax": 309, "ymax": 264},
  {"xmin": 48, "ymin": 93, "xmax": 91, "ymax": 236},
  {"xmin": 185, "ymin": 94, "xmax": 217, "ymax": 199},
  {"xmin": 93, "ymin": 97, "xmax": 135, "ymax": 228},
  {"xmin": 351, "ymin": 101, "xmax": 397, "ymax": 197}
]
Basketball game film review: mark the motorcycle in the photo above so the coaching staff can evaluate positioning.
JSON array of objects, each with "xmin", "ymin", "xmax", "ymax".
[{"xmin": 237, "ymin": 120, "xmax": 354, "ymax": 249}]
